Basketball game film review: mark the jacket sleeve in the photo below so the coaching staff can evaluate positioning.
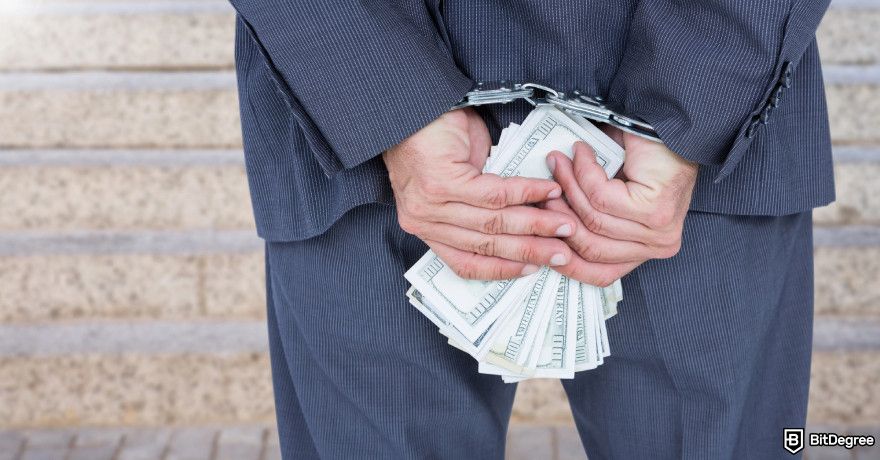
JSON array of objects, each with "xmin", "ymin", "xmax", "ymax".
[
  {"xmin": 607, "ymin": 0, "xmax": 831, "ymax": 182},
  {"xmin": 229, "ymin": 0, "xmax": 473, "ymax": 177}
]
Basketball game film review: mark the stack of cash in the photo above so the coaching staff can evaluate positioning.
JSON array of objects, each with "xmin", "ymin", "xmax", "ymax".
[{"xmin": 405, "ymin": 105, "xmax": 625, "ymax": 382}]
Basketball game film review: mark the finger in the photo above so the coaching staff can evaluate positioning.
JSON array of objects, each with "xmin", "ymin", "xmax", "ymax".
[
  {"xmin": 432, "ymin": 203, "xmax": 576, "ymax": 237},
  {"xmin": 419, "ymin": 222, "xmax": 574, "ymax": 267},
  {"xmin": 544, "ymin": 198, "xmax": 656, "ymax": 263},
  {"xmin": 451, "ymin": 174, "xmax": 562, "ymax": 209},
  {"xmin": 569, "ymin": 142, "xmax": 659, "ymax": 223},
  {"xmin": 544, "ymin": 158, "xmax": 656, "ymax": 243},
  {"xmin": 563, "ymin": 222, "xmax": 656, "ymax": 264},
  {"xmin": 426, "ymin": 240, "xmax": 538, "ymax": 280},
  {"xmin": 554, "ymin": 257, "xmax": 641, "ymax": 288}
]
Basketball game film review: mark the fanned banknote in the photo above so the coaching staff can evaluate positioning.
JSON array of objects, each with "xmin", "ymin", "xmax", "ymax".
[{"xmin": 404, "ymin": 105, "xmax": 624, "ymax": 381}]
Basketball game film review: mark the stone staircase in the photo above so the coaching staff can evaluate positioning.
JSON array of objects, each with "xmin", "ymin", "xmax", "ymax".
[{"xmin": 0, "ymin": 1, "xmax": 878, "ymax": 459}]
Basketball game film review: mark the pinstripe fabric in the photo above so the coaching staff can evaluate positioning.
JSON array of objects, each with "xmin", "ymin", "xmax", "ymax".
[
  {"xmin": 265, "ymin": 204, "xmax": 517, "ymax": 459},
  {"xmin": 265, "ymin": 205, "xmax": 814, "ymax": 459},
  {"xmin": 231, "ymin": 0, "xmax": 834, "ymax": 241},
  {"xmin": 563, "ymin": 210, "xmax": 814, "ymax": 459}
]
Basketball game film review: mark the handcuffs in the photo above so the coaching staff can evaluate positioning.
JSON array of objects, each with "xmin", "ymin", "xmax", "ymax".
[{"xmin": 452, "ymin": 81, "xmax": 662, "ymax": 144}]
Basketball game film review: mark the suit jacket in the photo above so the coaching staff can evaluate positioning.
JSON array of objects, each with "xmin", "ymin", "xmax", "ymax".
[{"xmin": 229, "ymin": 0, "xmax": 835, "ymax": 242}]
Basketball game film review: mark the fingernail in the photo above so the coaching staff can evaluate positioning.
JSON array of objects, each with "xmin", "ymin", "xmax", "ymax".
[
  {"xmin": 546, "ymin": 155, "xmax": 556, "ymax": 172},
  {"xmin": 549, "ymin": 253, "xmax": 567, "ymax": 266},
  {"xmin": 547, "ymin": 187, "xmax": 562, "ymax": 199},
  {"xmin": 520, "ymin": 264, "xmax": 540, "ymax": 276},
  {"xmin": 555, "ymin": 224, "xmax": 572, "ymax": 237}
]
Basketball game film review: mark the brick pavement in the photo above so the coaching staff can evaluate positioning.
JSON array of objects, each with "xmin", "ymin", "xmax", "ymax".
[{"xmin": 1, "ymin": 425, "xmax": 876, "ymax": 460}]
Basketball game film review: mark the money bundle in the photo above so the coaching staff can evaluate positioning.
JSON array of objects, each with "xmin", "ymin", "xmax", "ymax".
[{"xmin": 405, "ymin": 105, "xmax": 625, "ymax": 382}]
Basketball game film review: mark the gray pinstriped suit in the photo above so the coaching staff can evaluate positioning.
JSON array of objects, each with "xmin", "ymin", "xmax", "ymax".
[{"xmin": 230, "ymin": 0, "xmax": 835, "ymax": 458}]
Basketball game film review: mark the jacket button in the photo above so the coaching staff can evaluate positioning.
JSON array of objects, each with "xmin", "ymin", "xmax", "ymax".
[
  {"xmin": 780, "ymin": 62, "xmax": 793, "ymax": 88},
  {"xmin": 770, "ymin": 87, "xmax": 784, "ymax": 107},
  {"xmin": 746, "ymin": 119, "xmax": 760, "ymax": 138}
]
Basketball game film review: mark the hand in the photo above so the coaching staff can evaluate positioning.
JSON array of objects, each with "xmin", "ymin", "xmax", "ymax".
[
  {"xmin": 384, "ymin": 108, "xmax": 579, "ymax": 280},
  {"xmin": 545, "ymin": 130, "xmax": 698, "ymax": 286}
]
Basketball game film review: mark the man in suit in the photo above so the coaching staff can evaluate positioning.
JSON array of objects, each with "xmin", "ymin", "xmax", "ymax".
[{"xmin": 230, "ymin": 1, "xmax": 835, "ymax": 458}]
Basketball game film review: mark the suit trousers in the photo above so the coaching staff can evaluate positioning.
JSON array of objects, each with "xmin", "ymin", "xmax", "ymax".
[{"xmin": 264, "ymin": 203, "xmax": 814, "ymax": 459}]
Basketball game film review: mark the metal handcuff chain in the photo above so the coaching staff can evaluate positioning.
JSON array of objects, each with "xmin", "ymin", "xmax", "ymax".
[{"xmin": 451, "ymin": 81, "xmax": 663, "ymax": 144}]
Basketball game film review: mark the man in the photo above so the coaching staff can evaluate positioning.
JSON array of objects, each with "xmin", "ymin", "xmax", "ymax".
[{"xmin": 229, "ymin": 1, "xmax": 834, "ymax": 458}]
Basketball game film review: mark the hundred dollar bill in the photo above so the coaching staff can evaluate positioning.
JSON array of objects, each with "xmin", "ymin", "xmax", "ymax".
[
  {"xmin": 488, "ymin": 104, "xmax": 624, "ymax": 181},
  {"xmin": 406, "ymin": 287, "xmax": 483, "ymax": 355},
  {"xmin": 575, "ymin": 283, "xmax": 601, "ymax": 371},
  {"xmin": 597, "ymin": 287, "xmax": 611, "ymax": 359},
  {"xmin": 405, "ymin": 256, "xmax": 534, "ymax": 342},
  {"xmin": 481, "ymin": 268, "xmax": 561, "ymax": 373},
  {"xmin": 528, "ymin": 275, "xmax": 577, "ymax": 378}
]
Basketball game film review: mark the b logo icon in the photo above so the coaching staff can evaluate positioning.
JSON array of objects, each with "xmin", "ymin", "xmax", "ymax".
[{"xmin": 784, "ymin": 428, "xmax": 804, "ymax": 455}]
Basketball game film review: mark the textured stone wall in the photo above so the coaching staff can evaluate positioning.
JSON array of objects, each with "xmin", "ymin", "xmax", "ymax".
[{"xmin": 0, "ymin": 0, "xmax": 877, "ymax": 434}]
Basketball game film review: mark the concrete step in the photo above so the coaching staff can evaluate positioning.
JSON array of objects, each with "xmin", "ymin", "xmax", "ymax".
[
  {"xmin": 0, "ymin": 318, "xmax": 876, "ymax": 428},
  {"xmin": 814, "ymin": 148, "xmax": 880, "ymax": 226},
  {"xmin": 0, "ymin": 228, "xmax": 877, "ymax": 324},
  {"xmin": 0, "ymin": 1, "xmax": 875, "ymax": 71},
  {"xmin": 819, "ymin": 1, "xmax": 880, "ymax": 65},
  {"xmin": 0, "ymin": 72, "xmax": 240, "ymax": 149},
  {"xmin": 0, "ymin": 231, "xmax": 263, "ymax": 324},
  {"xmin": 0, "ymin": 148, "xmax": 875, "ymax": 232},
  {"xmin": 0, "ymin": 66, "xmax": 876, "ymax": 148},
  {"xmin": 0, "ymin": 1, "xmax": 235, "ymax": 71},
  {"xmin": 512, "ymin": 349, "xmax": 880, "ymax": 429},
  {"xmin": 0, "ymin": 150, "xmax": 254, "ymax": 231}
]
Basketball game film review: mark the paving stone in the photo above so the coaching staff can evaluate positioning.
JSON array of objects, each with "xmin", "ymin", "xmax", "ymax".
[
  {"xmin": 68, "ymin": 445, "xmax": 119, "ymax": 460},
  {"xmin": 117, "ymin": 428, "xmax": 172, "ymax": 460},
  {"xmin": 506, "ymin": 425, "xmax": 555, "ymax": 460},
  {"xmin": 555, "ymin": 426, "xmax": 588, "ymax": 460},
  {"xmin": 72, "ymin": 427, "xmax": 126, "ymax": 447},
  {"xmin": 23, "ymin": 429, "xmax": 74, "ymax": 448},
  {"xmin": 263, "ymin": 428, "xmax": 282, "ymax": 460},
  {"xmin": 165, "ymin": 427, "xmax": 217, "ymax": 460},
  {"xmin": 21, "ymin": 447, "xmax": 73, "ymax": 460},
  {"xmin": 805, "ymin": 445, "xmax": 856, "ymax": 460},
  {"xmin": 851, "ymin": 426, "xmax": 880, "ymax": 460},
  {"xmin": 0, "ymin": 431, "xmax": 25, "ymax": 460},
  {"xmin": 263, "ymin": 445, "xmax": 283, "ymax": 460},
  {"xmin": 214, "ymin": 427, "xmax": 264, "ymax": 460}
]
